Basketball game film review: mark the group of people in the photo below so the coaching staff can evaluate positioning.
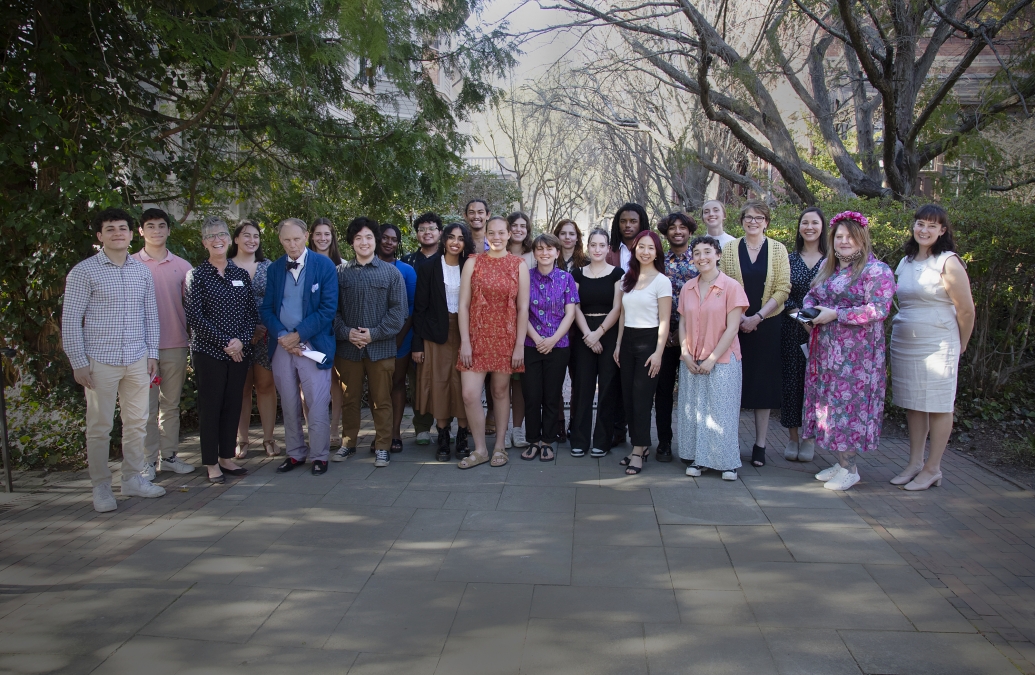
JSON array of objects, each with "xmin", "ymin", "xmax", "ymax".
[{"xmin": 61, "ymin": 196, "xmax": 974, "ymax": 513}]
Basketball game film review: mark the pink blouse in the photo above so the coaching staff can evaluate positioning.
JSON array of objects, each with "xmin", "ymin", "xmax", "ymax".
[{"xmin": 677, "ymin": 272, "xmax": 749, "ymax": 363}]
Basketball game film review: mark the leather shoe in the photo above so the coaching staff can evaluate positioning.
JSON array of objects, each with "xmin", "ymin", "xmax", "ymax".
[
  {"xmin": 220, "ymin": 466, "xmax": 248, "ymax": 477},
  {"xmin": 276, "ymin": 457, "xmax": 303, "ymax": 473},
  {"xmin": 207, "ymin": 473, "xmax": 226, "ymax": 484},
  {"xmin": 312, "ymin": 460, "xmax": 328, "ymax": 476},
  {"xmin": 656, "ymin": 440, "xmax": 673, "ymax": 462}
]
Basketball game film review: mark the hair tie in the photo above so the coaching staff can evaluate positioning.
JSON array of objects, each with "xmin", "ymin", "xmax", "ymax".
[{"xmin": 829, "ymin": 211, "xmax": 869, "ymax": 228}]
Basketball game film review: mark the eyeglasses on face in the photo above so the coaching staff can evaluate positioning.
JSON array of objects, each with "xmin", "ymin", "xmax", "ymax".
[
  {"xmin": 743, "ymin": 215, "xmax": 767, "ymax": 223},
  {"xmin": 203, "ymin": 232, "xmax": 231, "ymax": 241},
  {"xmin": 417, "ymin": 227, "xmax": 439, "ymax": 234}
]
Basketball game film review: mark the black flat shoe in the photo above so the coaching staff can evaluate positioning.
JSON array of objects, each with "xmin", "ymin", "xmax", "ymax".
[
  {"xmin": 656, "ymin": 441, "xmax": 673, "ymax": 462},
  {"xmin": 752, "ymin": 444, "xmax": 766, "ymax": 467},
  {"xmin": 207, "ymin": 473, "xmax": 226, "ymax": 484},
  {"xmin": 311, "ymin": 460, "xmax": 328, "ymax": 475},
  {"xmin": 220, "ymin": 466, "xmax": 248, "ymax": 476},
  {"xmin": 276, "ymin": 457, "xmax": 303, "ymax": 473}
]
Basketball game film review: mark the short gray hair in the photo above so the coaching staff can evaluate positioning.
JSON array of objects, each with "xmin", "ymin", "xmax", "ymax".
[
  {"xmin": 201, "ymin": 215, "xmax": 229, "ymax": 236},
  {"xmin": 277, "ymin": 217, "xmax": 308, "ymax": 234}
]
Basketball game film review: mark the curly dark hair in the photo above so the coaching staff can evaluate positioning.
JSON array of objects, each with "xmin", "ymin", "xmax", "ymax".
[
  {"xmin": 92, "ymin": 207, "xmax": 135, "ymax": 233},
  {"xmin": 657, "ymin": 212, "xmax": 698, "ymax": 238}
]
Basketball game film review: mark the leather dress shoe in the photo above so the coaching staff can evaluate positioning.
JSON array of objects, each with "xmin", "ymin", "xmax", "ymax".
[
  {"xmin": 221, "ymin": 466, "xmax": 248, "ymax": 477},
  {"xmin": 312, "ymin": 460, "xmax": 328, "ymax": 476},
  {"xmin": 207, "ymin": 473, "xmax": 226, "ymax": 484},
  {"xmin": 276, "ymin": 457, "xmax": 304, "ymax": 473}
]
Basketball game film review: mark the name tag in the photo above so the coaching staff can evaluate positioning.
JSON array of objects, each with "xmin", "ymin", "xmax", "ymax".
[
  {"xmin": 232, "ymin": 279, "xmax": 244, "ymax": 287},
  {"xmin": 311, "ymin": 283, "xmax": 319, "ymax": 292}
]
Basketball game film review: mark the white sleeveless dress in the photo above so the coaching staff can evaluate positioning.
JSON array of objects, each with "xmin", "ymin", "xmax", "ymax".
[{"xmin": 890, "ymin": 251, "xmax": 962, "ymax": 413}]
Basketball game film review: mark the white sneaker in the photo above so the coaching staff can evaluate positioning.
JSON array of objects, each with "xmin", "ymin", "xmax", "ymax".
[
  {"xmin": 815, "ymin": 465, "xmax": 845, "ymax": 482},
  {"xmin": 797, "ymin": 438, "xmax": 816, "ymax": 462},
  {"xmin": 92, "ymin": 484, "xmax": 117, "ymax": 513},
  {"xmin": 374, "ymin": 449, "xmax": 391, "ymax": 468},
  {"xmin": 721, "ymin": 470, "xmax": 738, "ymax": 481},
  {"xmin": 589, "ymin": 448, "xmax": 607, "ymax": 458},
  {"xmin": 159, "ymin": 454, "xmax": 196, "ymax": 474},
  {"xmin": 120, "ymin": 473, "xmax": 166, "ymax": 498},
  {"xmin": 511, "ymin": 426, "xmax": 529, "ymax": 448},
  {"xmin": 415, "ymin": 431, "xmax": 432, "ymax": 446},
  {"xmin": 140, "ymin": 462, "xmax": 157, "ymax": 481},
  {"xmin": 783, "ymin": 441, "xmax": 799, "ymax": 461},
  {"xmin": 686, "ymin": 465, "xmax": 703, "ymax": 477},
  {"xmin": 824, "ymin": 469, "xmax": 861, "ymax": 491},
  {"xmin": 504, "ymin": 428, "xmax": 513, "ymax": 449}
]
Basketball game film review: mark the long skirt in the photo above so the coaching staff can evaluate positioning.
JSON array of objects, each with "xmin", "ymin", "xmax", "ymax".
[
  {"xmin": 416, "ymin": 313, "xmax": 466, "ymax": 422},
  {"xmin": 676, "ymin": 356, "xmax": 743, "ymax": 471}
]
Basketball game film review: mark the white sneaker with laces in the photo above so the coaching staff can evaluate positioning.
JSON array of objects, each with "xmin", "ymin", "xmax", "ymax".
[
  {"xmin": 159, "ymin": 454, "xmax": 196, "ymax": 474},
  {"xmin": 415, "ymin": 431, "xmax": 432, "ymax": 446},
  {"xmin": 93, "ymin": 484, "xmax": 117, "ymax": 513},
  {"xmin": 511, "ymin": 426, "xmax": 529, "ymax": 448},
  {"xmin": 824, "ymin": 469, "xmax": 861, "ymax": 491},
  {"xmin": 815, "ymin": 465, "xmax": 845, "ymax": 482},
  {"xmin": 140, "ymin": 462, "xmax": 157, "ymax": 481},
  {"xmin": 721, "ymin": 470, "xmax": 738, "ymax": 481},
  {"xmin": 374, "ymin": 449, "xmax": 391, "ymax": 468},
  {"xmin": 686, "ymin": 465, "xmax": 703, "ymax": 477},
  {"xmin": 120, "ymin": 473, "xmax": 166, "ymax": 498}
]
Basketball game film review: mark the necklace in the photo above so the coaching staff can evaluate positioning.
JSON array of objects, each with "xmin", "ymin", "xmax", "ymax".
[{"xmin": 745, "ymin": 238, "xmax": 764, "ymax": 252}]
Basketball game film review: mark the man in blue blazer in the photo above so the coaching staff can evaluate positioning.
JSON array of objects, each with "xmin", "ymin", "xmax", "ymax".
[{"xmin": 260, "ymin": 218, "xmax": 339, "ymax": 475}]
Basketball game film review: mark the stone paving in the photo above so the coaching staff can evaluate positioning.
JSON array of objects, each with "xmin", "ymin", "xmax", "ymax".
[{"xmin": 0, "ymin": 409, "xmax": 1033, "ymax": 674}]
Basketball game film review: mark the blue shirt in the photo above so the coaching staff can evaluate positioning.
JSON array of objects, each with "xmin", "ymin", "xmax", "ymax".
[{"xmin": 394, "ymin": 260, "xmax": 417, "ymax": 356}]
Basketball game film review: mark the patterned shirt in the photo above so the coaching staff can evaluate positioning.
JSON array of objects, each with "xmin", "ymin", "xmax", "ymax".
[
  {"xmin": 62, "ymin": 250, "xmax": 160, "ymax": 370},
  {"xmin": 184, "ymin": 260, "xmax": 259, "ymax": 361},
  {"xmin": 664, "ymin": 248, "xmax": 699, "ymax": 346},
  {"xmin": 525, "ymin": 267, "xmax": 580, "ymax": 348},
  {"xmin": 333, "ymin": 256, "xmax": 408, "ymax": 362}
]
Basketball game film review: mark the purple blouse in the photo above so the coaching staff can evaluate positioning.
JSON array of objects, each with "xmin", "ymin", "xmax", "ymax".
[{"xmin": 526, "ymin": 267, "xmax": 580, "ymax": 348}]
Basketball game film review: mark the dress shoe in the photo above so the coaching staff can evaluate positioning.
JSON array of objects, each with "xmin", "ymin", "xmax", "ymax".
[
  {"xmin": 312, "ymin": 460, "xmax": 328, "ymax": 476},
  {"xmin": 656, "ymin": 440, "xmax": 673, "ymax": 462},
  {"xmin": 276, "ymin": 457, "xmax": 303, "ymax": 473},
  {"xmin": 207, "ymin": 473, "xmax": 226, "ymax": 484},
  {"xmin": 890, "ymin": 465, "xmax": 923, "ymax": 485},
  {"xmin": 903, "ymin": 471, "xmax": 942, "ymax": 490},
  {"xmin": 220, "ymin": 466, "xmax": 248, "ymax": 477}
]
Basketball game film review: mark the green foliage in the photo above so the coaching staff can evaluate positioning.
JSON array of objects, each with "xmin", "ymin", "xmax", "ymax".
[{"xmin": 452, "ymin": 167, "xmax": 522, "ymax": 220}]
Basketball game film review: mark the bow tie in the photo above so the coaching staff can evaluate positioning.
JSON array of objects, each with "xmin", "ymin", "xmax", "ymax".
[{"xmin": 286, "ymin": 260, "xmax": 300, "ymax": 271}]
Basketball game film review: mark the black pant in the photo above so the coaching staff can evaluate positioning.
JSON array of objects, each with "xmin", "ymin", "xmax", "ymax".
[
  {"xmin": 620, "ymin": 327, "xmax": 661, "ymax": 447},
  {"xmin": 193, "ymin": 351, "xmax": 250, "ymax": 466},
  {"xmin": 654, "ymin": 345, "xmax": 682, "ymax": 443},
  {"xmin": 522, "ymin": 346, "xmax": 570, "ymax": 443},
  {"xmin": 571, "ymin": 316, "xmax": 620, "ymax": 451}
]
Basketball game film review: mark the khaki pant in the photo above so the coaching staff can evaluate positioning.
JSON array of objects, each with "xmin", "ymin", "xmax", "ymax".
[
  {"xmin": 145, "ymin": 347, "xmax": 188, "ymax": 464},
  {"xmin": 85, "ymin": 356, "xmax": 150, "ymax": 487},
  {"xmin": 336, "ymin": 357, "xmax": 395, "ymax": 450}
]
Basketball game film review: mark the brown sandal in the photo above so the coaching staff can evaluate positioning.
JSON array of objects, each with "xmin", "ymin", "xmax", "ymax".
[
  {"xmin": 234, "ymin": 441, "xmax": 249, "ymax": 459},
  {"xmin": 458, "ymin": 450, "xmax": 490, "ymax": 470},
  {"xmin": 490, "ymin": 448, "xmax": 509, "ymax": 467}
]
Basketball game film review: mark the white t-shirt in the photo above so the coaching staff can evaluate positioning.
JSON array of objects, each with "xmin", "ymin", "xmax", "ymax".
[
  {"xmin": 715, "ymin": 232, "xmax": 735, "ymax": 250},
  {"xmin": 622, "ymin": 273, "xmax": 673, "ymax": 328},
  {"xmin": 442, "ymin": 258, "xmax": 461, "ymax": 313}
]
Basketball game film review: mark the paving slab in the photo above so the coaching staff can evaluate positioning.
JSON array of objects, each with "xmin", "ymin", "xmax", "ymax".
[
  {"xmin": 652, "ymin": 487, "xmax": 769, "ymax": 525},
  {"xmin": 644, "ymin": 623, "xmax": 778, "ymax": 675},
  {"xmin": 840, "ymin": 630, "xmax": 1020, "ymax": 675},
  {"xmin": 139, "ymin": 582, "xmax": 291, "ymax": 643},
  {"xmin": 760, "ymin": 627, "xmax": 864, "ymax": 675},
  {"xmin": 521, "ymin": 618, "xmax": 648, "ymax": 674}
]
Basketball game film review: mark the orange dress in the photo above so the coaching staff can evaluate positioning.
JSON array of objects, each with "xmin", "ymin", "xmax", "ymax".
[{"xmin": 458, "ymin": 253, "xmax": 525, "ymax": 374}]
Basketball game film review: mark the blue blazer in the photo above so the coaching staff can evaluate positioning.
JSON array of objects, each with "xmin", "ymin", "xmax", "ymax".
[{"xmin": 260, "ymin": 250, "xmax": 339, "ymax": 369}]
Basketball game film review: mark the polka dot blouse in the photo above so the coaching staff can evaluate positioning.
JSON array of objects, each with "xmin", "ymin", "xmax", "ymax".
[{"xmin": 184, "ymin": 259, "xmax": 259, "ymax": 361}]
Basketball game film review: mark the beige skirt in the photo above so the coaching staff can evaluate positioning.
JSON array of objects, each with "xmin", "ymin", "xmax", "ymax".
[{"xmin": 416, "ymin": 313, "xmax": 467, "ymax": 422}]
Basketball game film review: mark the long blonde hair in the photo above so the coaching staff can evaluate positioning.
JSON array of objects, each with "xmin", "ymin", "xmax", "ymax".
[{"xmin": 811, "ymin": 219, "xmax": 872, "ymax": 287}]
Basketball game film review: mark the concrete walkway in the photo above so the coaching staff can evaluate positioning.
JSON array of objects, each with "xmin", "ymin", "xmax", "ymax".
[{"xmin": 0, "ymin": 410, "xmax": 1032, "ymax": 674}]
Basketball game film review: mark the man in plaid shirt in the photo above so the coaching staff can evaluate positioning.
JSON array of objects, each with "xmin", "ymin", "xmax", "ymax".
[{"xmin": 62, "ymin": 208, "xmax": 166, "ymax": 513}]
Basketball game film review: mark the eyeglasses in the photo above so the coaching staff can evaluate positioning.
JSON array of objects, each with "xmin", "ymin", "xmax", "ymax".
[
  {"xmin": 203, "ymin": 232, "xmax": 231, "ymax": 241},
  {"xmin": 743, "ymin": 216, "xmax": 767, "ymax": 223},
  {"xmin": 417, "ymin": 227, "xmax": 439, "ymax": 234}
]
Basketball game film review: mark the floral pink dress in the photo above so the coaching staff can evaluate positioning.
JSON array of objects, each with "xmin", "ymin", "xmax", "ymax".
[{"xmin": 801, "ymin": 256, "xmax": 896, "ymax": 453}]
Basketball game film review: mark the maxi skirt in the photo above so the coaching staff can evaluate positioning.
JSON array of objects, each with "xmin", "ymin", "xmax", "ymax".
[
  {"xmin": 416, "ymin": 313, "xmax": 466, "ymax": 422},
  {"xmin": 676, "ymin": 356, "xmax": 743, "ymax": 471}
]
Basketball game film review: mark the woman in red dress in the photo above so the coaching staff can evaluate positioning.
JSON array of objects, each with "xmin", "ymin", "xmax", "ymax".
[{"xmin": 457, "ymin": 216, "xmax": 530, "ymax": 468}]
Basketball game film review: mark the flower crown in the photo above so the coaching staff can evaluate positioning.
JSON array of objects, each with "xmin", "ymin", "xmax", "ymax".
[{"xmin": 829, "ymin": 211, "xmax": 869, "ymax": 228}]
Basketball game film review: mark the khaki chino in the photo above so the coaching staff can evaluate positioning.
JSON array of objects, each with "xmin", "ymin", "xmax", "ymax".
[
  {"xmin": 84, "ymin": 356, "xmax": 150, "ymax": 487},
  {"xmin": 335, "ymin": 357, "xmax": 395, "ymax": 450}
]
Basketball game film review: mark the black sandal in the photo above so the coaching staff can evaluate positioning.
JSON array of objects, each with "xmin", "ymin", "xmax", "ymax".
[
  {"xmin": 391, "ymin": 438, "xmax": 403, "ymax": 453},
  {"xmin": 752, "ymin": 444, "xmax": 766, "ymax": 467},
  {"xmin": 521, "ymin": 443, "xmax": 541, "ymax": 461},
  {"xmin": 619, "ymin": 448, "xmax": 650, "ymax": 466},
  {"xmin": 539, "ymin": 443, "xmax": 555, "ymax": 462},
  {"xmin": 625, "ymin": 451, "xmax": 646, "ymax": 475}
]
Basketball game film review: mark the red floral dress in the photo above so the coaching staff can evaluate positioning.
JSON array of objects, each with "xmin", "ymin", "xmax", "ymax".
[{"xmin": 458, "ymin": 253, "xmax": 524, "ymax": 374}]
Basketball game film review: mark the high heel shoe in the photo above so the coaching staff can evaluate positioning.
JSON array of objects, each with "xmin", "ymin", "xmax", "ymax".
[
  {"xmin": 620, "ymin": 448, "xmax": 650, "ymax": 466},
  {"xmin": 890, "ymin": 465, "xmax": 923, "ymax": 485},
  {"xmin": 625, "ymin": 450, "xmax": 646, "ymax": 475},
  {"xmin": 903, "ymin": 471, "xmax": 942, "ymax": 491},
  {"xmin": 234, "ymin": 440, "xmax": 249, "ymax": 459}
]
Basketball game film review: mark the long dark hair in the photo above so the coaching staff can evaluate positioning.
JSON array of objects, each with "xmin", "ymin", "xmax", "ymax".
[
  {"xmin": 507, "ymin": 211, "xmax": 533, "ymax": 254},
  {"xmin": 621, "ymin": 230, "xmax": 666, "ymax": 292},
  {"xmin": 609, "ymin": 203, "xmax": 650, "ymax": 252},
  {"xmin": 553, "ymin": 218, "xmax": 587, "ymax": 268},
  {"xmin": 309, "ymin": 217, "xmax": 342, "ymax": 265},
  {"xmin": 227, "ymin": 220, "xmax": 266, "ymax": 261},
  {"xmin": 795, "ymin": 207, "xmax": 828, "ymax": 255},
  {"xmin": 440, "ymin": 222, "xmax": 474, "ymax": 264},
  {"xmin": 904, "ymin": 203, "xmax": 956, "ymax": 261}
]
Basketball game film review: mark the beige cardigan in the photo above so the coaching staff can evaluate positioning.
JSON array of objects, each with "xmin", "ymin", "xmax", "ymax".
[{"xmin": 720, "ymin": 237, "xmax": 792, "ymax": 317}]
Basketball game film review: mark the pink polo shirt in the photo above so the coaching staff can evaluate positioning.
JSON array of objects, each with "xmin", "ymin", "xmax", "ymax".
[
  {"xmin": 132, "ymin": 249, "xmax": 192, "ymax": 349},
  {"xmin": 677, "ymin": 271, "xmax": 749, "ymax": 363}
]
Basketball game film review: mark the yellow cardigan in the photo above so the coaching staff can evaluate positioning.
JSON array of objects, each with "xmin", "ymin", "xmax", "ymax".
[{"xmin": 720, "ymin": 237, "xmax": 792, "ymax": 317}]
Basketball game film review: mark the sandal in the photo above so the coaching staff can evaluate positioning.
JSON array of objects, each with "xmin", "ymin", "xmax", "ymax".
[
  {"xmin": 625, "ymin": 450, "xmax": 646, "ymax": 475},
  {"xmin": 391, "ymin": 438, "xmax": 403, "ymax": 453},
  {"xmin": 619, "ymin": 448, "xmax": 650, "ymax": 466},
  {"xmin": 263, "ymin": 439, "xmax": 281, "ymax": 457},
  {"xmin": 521, "ymin": 443, "xmax": 541, "ymax": 461},
  {"xmin": 458, "ymin": 450, "xmax": 490, "ymax": 470},
  {"xmin": 751, "ymin": 444, "xmax": 766, "ymax": 467},
  {"xmin": 490, "ymin": 448, "xmax": 509, "ymax": 467},
  {"xmin": 234, "ymin": 440, "xmax": 249, "ymax": 459},
  {"xmin": 539, "ymin": 444, "xmax": 555, "ymax": 462}
]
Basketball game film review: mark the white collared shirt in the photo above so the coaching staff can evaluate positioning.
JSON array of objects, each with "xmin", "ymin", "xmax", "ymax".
[
  {"xmin": 288, "ymin": 247, "xmax": 308, "ymax": 282},
  {"xmin": 619, "ymin": 242, "xmax": 632, "ymax": 272}
]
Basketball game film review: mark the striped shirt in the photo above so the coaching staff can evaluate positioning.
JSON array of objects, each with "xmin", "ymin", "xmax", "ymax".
[
  {"xmin": 62, "ymin": 250, "xmax": 160, "ymax": 370},
  {"xmin": 333, "ymin": 256, "xmax": 407, "ymax": 362}
]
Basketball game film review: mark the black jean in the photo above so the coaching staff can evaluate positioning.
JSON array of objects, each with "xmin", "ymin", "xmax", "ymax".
[
  {"xmin": 522, "ymin": 346, "xmax": 570, "ymax": 444},
  {"xmin": 654, "ymin": 345, "xmax": 682, "ymax": 443},
  {"xmin": 193, "ymin": 351, "xmax": 250, "ymax": 466},
  {"xmin": 620, "ymin": 327, "xmax": 661, "ymax": 447},
  {"xmin": 571, "ymin": 316, "xmax": 620, "ymax": 452}
]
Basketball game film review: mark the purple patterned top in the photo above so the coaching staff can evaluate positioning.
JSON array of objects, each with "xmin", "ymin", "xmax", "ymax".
[{"xmin": 526, "ymin": 266, "xmax": 580, "ymax": 348}]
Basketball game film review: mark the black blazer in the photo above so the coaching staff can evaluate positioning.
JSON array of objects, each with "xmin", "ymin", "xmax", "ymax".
[{"xmin": 412, "ymin": 253, "xmax": 467, "ymax": 352}]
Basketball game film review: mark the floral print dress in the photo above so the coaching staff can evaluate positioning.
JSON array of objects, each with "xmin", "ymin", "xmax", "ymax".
[{"xmin": 801, "ymin": 256, "xmax": 896, "ymax": 453}]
